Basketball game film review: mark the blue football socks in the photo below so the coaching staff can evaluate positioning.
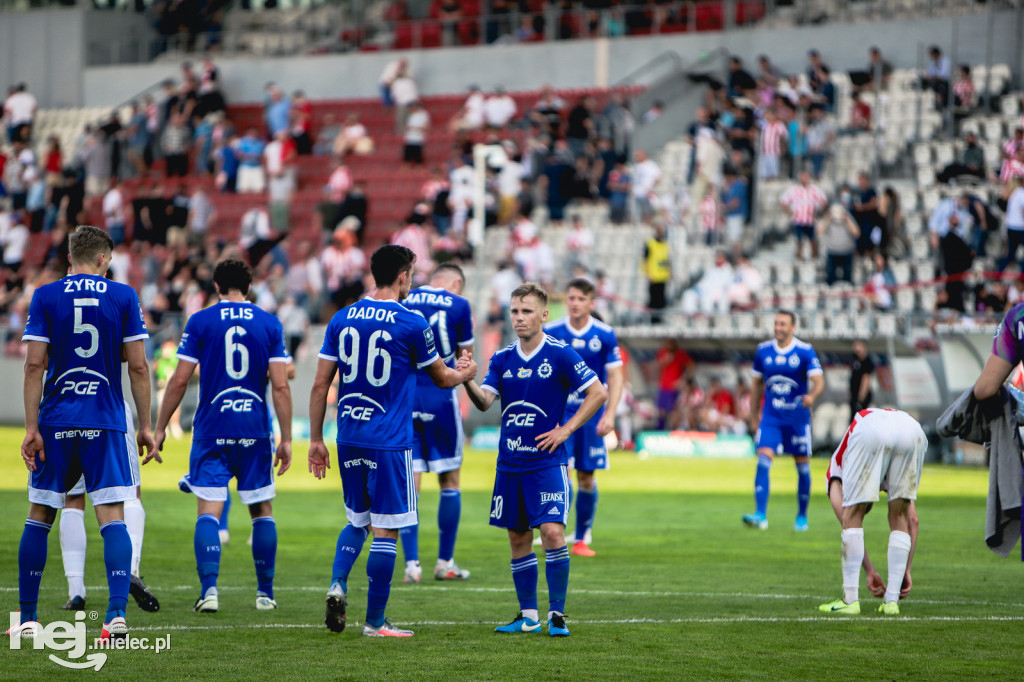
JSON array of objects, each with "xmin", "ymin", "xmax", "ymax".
[
  {"xmin": 100, "ymin": 520, "xmax": 131, "ymax": 622},
  {"xmin": 510, "ymin": 553, "xmax": 539, "ymax": 612},
  {"xmin": 437, "ymin": 489, "xmax": 461, "ymax": 562},
  {"xmin": 365, "ymin": 538, "xmax": 398, "ymax": 628},
  {"xmin": 796, "ymin": 461, "xmax": 811, "ymax": 518},
  {"xmin": 219, "ymin": 494, "xmax": 231, "ymax": 532},
  {"xmin": 754, "ymin": 454, "xmax": 773, "ymax": 516},
  {"xmin": 194, "ymin": 514, "xmax": 221, "ymax": 596},
  {"xmin": 18, "ymin": 519, "xmax": 51, "ymax": 623},
  {"xmin": 545, "ymin": 546, "xmax": 570, "ymax": 615},
  {"xmin": 332, "ymin": 524, "xmax": 369, "ymax": 593},
  {"xmin": 575, "ymin": 486, "xmax": 597, "ymax": 541},
  {"xmin": 251, "ymin": 516, "xmax": 277, "ymax": 600},
  {"xmin": 399, "ymin": 523, "xmax": 419, "ymax": 565}
]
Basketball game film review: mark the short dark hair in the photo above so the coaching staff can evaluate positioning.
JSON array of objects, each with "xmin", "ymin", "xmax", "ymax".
[
  {"xmin": 777, "ymin": 309, "xmax": 796, "ymax": 324},
  {"xmin": 432, "ymin": 262, "xmax": 465, "ymax": 283},
  {"xmin": 566, "ymin": 278, "xmax": 595, "ymax": 298},
  {"xmin": 511, "ymin": 282, "xmax": 548, "ymax": 307},
  {"xmin": 213, "ymin": 259, "xmax": 253, "ymax": 296},
  {"xmin": 68, "ymin": 225, "xmax": 113, "ymax": 265},
  {"xmin": 370, "ymin": 244, "xmax": 416, "ymax": 287}
]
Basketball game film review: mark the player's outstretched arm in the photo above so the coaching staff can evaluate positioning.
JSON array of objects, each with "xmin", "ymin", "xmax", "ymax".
[
  {"xmin": 269, "ymin": 361, "xmax": 293, "ymax": 476},
  {"xmin": 829, "ymin": 479, "xmax": 885, "ymax": 596},
  {"xmin": 901, "ymin": 501, "xmax": 919, "ymax": 599},
  {"xmin": 125, "ymin": 340, "xmax": 158, "ymax": 463},
  {"xmin": 153, "ymin": 359, "xmax": 197, "ymax": 456},
  {"xmin": 308, "ymin": 358, "xmax": 336, "ymax": 479},
  {"xmin": 21, "ymin": 340, "xmax": 48, "ymax": 471},
  {"xmin": 597, "ymin": 365, "xmax": 624, "ymax": 437},
  {"xmin": 972, "ymin": 354, "xmax": 1014, "ymax": 400},
  {"xmin": 424, "ymin": 351, "xmax": 477, "ymax": 390},
  {"xmin": 536, "ymin": 380, "xmax": 608, "ymax": 453},
  {"xmin": 463, "ymin": 376, "xmax": 496, "ymax": 412}
]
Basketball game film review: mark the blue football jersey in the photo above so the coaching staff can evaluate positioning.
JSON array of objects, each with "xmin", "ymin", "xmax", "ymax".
[
  {"xmin": 404, "ymin": 285, "xmax": 474, "ymax": 396},
  {"xmin": 177, "ymin": 301, "xmax": 288, "ymax": 439},
  {"xmin": 23, "ymin": 274, "xmax": 148, "ymax": 432},
  {"xmin": 752, "ymin": 338, "xmax": 823, "ymax": 425},
  {"xmin": 481, "ymin": 335, "xmax": 598, "ymax": 472},
  {"xmin": 544, "ymin": 316, "xmax": 621, "ymax": 421},
  {"xmin": 319, "ymin": 298, "xmax": 439, "ymax": 448}
]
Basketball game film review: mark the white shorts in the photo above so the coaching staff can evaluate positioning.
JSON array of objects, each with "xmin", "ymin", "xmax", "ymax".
[
  {"xmin": 237, "ymin": 165, "xmax": 266, "ymax": 193},
  {"xmin": 725, "ymin": 215, "xmax": 744, "ymax": 244},
  {"xmin": 837, "ymin": 409, "xmax": 926, "ymax": 507}
]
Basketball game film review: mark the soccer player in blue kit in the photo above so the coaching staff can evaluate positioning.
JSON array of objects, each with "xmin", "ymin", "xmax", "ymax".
[
  {"xmin": 544, "ymin": 278, "xmax": 623, "ymax": 557},
  {"xmin": 464, "ymin": 282, "xmax": 607, "ymax": 637},
  {"xmin": 154, "ymin": 259, "xmax": 293, "ymax": 613},
  {"xmin": 743, "ymin": 310, "xmax": 824, "ymax": 531},
  {"xmin": 16, "ymin": 225, "xmax": 156, "ymax": 642},
  {"xmin": 401, "ymin": 263, "xmax": 475, "ymax": 584},
  {"xmin": 308, "ymin": 245, "xmax": 477, "ymax": 638}
]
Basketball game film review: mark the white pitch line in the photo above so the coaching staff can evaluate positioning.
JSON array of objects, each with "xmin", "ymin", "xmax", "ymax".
[{"xmin": 3, "ymin": 585, "xmax": 1022, "ymax": 609}]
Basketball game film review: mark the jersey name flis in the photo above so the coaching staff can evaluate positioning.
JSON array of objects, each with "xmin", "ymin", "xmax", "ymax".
[
  {"xmin": 55, "ymin": 429, "xmax": 101, "ymax": 440},
  {"xmin": 63, "ymin": 279, "xmax": 107, "ymax": 294},
  {"xmin": 220, "ymin": 307, "xmax": 254, "ymax": 320},
  {"xmin": 346, "ymin": 306, "xmax": 398, "ymax": 323},
  {"xmin": 215, "ymin": 438, "xmax": 258, "ymax": 446}
]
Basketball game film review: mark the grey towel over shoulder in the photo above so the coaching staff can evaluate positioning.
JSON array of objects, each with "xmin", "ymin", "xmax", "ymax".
[{"xmin": 936, "ymin": 386, "xmax": 1023, "ymax": 558}]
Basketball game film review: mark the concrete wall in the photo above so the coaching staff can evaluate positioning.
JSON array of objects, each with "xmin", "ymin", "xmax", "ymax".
[
  {"xmin": 0, "ymin": 7, "xmax": 86, "ymax": 108},
  {"xmin": 79, "ymin": 9, "xmax": 1021, "ymax": 107}
]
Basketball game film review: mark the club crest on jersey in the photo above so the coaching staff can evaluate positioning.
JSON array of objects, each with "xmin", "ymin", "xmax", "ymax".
[
  {"xmin": 517, "ymin": 368, "xmax": 532, "ymax": 378},
  {"xmin": 788, "ymin": 354, "xmax": 800, "ymax": 368},
  {"xmin": 588, "ymin": 336, "xmax": 601, "ymax": 352},
  {"xmin": 537, "ymin": 361, "xmax": 553, "ymax": 379}
]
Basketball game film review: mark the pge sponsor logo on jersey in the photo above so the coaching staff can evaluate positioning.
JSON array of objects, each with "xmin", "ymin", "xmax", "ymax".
[
  {"xmin": 214, "ymin": 387, "xmax": 264, "ymax": 413},
  {"xmin": 59, "ymin": 367, "xmax": 111, "ymax": 397},
  {"xmin": 540, "ymin": 492, "xmax": 564, "ymax": 504},
  {"xmin": 338, "ymin": 393, "xmax": 386, "ymax": 422},
  {"xmin": 537, "ymin": 361, "xmax": 553, "ymax": 379},
  {"xmin": 55, "ymin": 429, "xmax": 101, "ymax": 440},
  {"xmin": 505, "ymin": 413, "xmax": 536, "ymax": 427}
]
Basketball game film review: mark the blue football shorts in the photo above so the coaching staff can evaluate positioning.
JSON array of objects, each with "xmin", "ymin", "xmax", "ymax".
[
  {"xmin": 189, "ymin": 437, "xmax": 275, "ymax": 504},
  {"xmin": 31, "ymin": 426, "xmax": 137, "ymax": 508},
  {"xmin": 564, "ymin": 418, "xmax": 609, "ymax": 472},
  {"xmin": 755, "ymin": 420, "xmax": 812, "ymax": 457},
  {"xmin": 412, "ymin": 388, "xmax": 464, "ymax": 474},
  {"xmin": 337, "ymin": 444, "xmax": 416, "ymax": 529},
  {"xmin": 489, "ymin": 465, "xmax": 570, "ymax": 532}
]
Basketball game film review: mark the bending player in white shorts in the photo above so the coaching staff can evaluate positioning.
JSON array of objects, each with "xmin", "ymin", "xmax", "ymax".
[{"xmin": 819, "ymin": 408, "xmax": 925, "ymax": 615}]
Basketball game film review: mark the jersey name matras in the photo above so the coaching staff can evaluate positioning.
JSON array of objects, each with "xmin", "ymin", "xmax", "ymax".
[
  {"xmin": 347, "ymin": 305, "xmax": 398, "ymax": 323},
  {"xmin": 404, "ymin": 291, "xmax": 454, "ymax": 308}
]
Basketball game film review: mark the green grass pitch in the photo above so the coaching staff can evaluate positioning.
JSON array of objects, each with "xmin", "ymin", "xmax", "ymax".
[{"xmin": 0, "ymin": 426, "xmax": 1021, "ymax": 680}]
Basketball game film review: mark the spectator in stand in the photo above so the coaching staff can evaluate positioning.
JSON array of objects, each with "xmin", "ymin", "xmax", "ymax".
[
  {"xmin": 81, "ymin": 130, "xmax": 111, "ymax": 199},
  {"xmin": 402, "ymin": 101, "xmax": 430, "ymax": 167},
  {"xmin": 528, "ymin": 84, "xmax": 565, "ymax": 138},
  {"xmin": 333, "ymin": 113, "xmax": 373, "ymax": 157},
  {"xmin": 807, "ymin": 49, "xmax": 830, "ymax": 89},
  {"xmin": 484, "ymin": 85, "xmax": 517, "ymax": 129},
  {"xmin": 643, "ymin": 222, "xmax": 671, "ymax": 323},
  {"xmin": 805, "ymin": 106, "xmax": 834, "ymax": 180},
  {"xmin": 564, "ymin": 215, "xmax": 594, "ymax": 276},
  {"xmin": 1002, "ymin": 179, "xmax": 1024, "ymax": 272},
  {"xmin": 277, "ymin": 295, "xmax": 310, "ymax": 358},
  {"xmin": 541, "ymin": 141, "xmax": 574, "ymax": 225},
  {"xmin": 594, "ymin": 269, "xmax": 616, "ymax": 321},
  {"xmin": 290, "ymin": 90, "xmax": 313, "ymax": 155},
  {"xmin": 265, "ymin": 129, "xmax": 298, "ymax": 232},
  {"xmin": 4, "ymin": 83, "xmax": 36, "ymax": 143},
  {"xmin": 975, "ymin": 280, "xmax": 1008, "ymax": 318},
  {"xmin": 320, "ymin": 220, "xmax": 366, "ymax": 315},
  {"xmin": 1000, "ymin": 129, "xmax": 1024, "ymax": 182},
  {"xmin": 450, "ymin": 85, "xmax": 486, "ymax": 133},
  {"xmin": 601, "ymin": 92, "xmax": 634, "ymax": 162},
  {"xmin": 632, "ymin": 149, "xmax": 662, "ymax": 224},
  {"xmin": 123, "ymin": 101, "xmax": 150, "ymax": 178},
  {"xmin": 929, "ymin": 194, "xmax": 974, "ymax": 311},
  {"xmin": 191, "ymin": 111, "xmax": 216, "ymax": 176},
  {"xmin": 921, "ymin": 45, "xmax": 951, "ymax": 109},
  {"xmin": 391, "ymin": 205, "xmax": 434, "ymax": 283},
  {"xmin": 186, "ymin": 186, "xmax": 215, "ymax": 247},
  {"xmin": 240, "ymin": 203, "xmax": 287, "ymax": 268},
  {"xmin": 818, "ymin": 202, "xmax": 860, "ymax": 286},
  {"xmin": 286, "ymin": 240, "xmax": 324, "ymax": 316},
  {"xmin": 851, "ymin": 47, "xmax": 893, "ymax": 92},
  {"xmin": 24, "ymin": 165, "xmax": 45, "ymax": 233},
  {"xmin": 196, "ymin": 55, "xmax": 225, "ymax": 118},
  {"xmin": 5, "ymin": 142, "xmax": 32, "ymax": 210},
  {"xmin": 721, "ymin": 167, "xmax": 749, "ymax": 260},
  {"xmin": 314, "ymin": 113, "xmax": 341, "ymax": 156},
  {"xmin": 41, "ymin": 136, "xmax": 62, "ymax": 189},
  {"xmin": 848, "ymin": 91, "xmax": 872, "ymax": 133},
  {"xmin": 863, "ymin": 252, "xmax": 896, "ymax": 312},
  {"xmin": 264, "ymin": 83, "xmax": 292, "ymax": 138},
  {"xmin": 937, "ymin": 131, "xmax": 986, "ymax": 184},
  {"xmin": 878, "ymin": 186, "xmax": 907, "ymax": 258},
  {"xmin": 379, "ymin": 58, "xmax": 409, "ymax": 107},
  {"xmin": 566, "ymin": 96, "xmax": 596, "ymax": 159},
  {"xmin": 654, "ymin": 339, "xmax": 693, "ymax": 430},
  {"xmin": 682, "ymin": 250, "xmax": 733, "ymax": 314},
  {"xmin": 781, "ymin": 170, "xmax": 827, "ymax": 261},
  {"xmin": 728, "ymin": 254, "xmax": 764, "ymax": 311},
  {"xmin": 704, "ymin": 377, "xmax": 737, "ymax": 434},
  {"xmin": 952, "ymin": 65, "xmax": 976, "ymax": 123},
  {"xmin": 236, "ymin": 128, "xmax": 267, "ymax": 194},
  {"xmin": 757, "ymin": 55, "xmax": 784, "ymax": 89},
  {"xmin": 757, "ymin": 107, "xmax": 787, "ymax": 180},
  {"xmin": 727, "ymin": 57, "xmax": 757, "ymax": 99},
  {"xmin": 851, "ymin": 172, "xmax": 881, "ymax": 256},
  {"xmin": 1, "ymin": 211, "xmax": 29, "ymax": 287},
  {"xmin": 215, "ymin": 131, "xmax": 241, "ymax": 193},
  {"xmin": 102, "ymin": 178, "xmax": 127, "ymax": 246},
  {"xmin": 161, "ymin": 111, "xmax": 191, "ymax": 178},
  {"xmin": 604, "ymin": 161, "xmax": 630, "ymax": 224},
  {"xmin": 497, "ymin": 152, "xmax": 523, "ymax": 226},
  {"xmin": 698, "ymin": 183, "xmax": 722, "ymax": 246},
  {"xmin": 390, "ymin": 64, "xmax": 419, "ymax": 134}
]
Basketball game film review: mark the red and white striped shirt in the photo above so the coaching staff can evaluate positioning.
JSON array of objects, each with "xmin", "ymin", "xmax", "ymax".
[
  {"xmin": 760, "ymin": 120, "xmax": 788, "ymax": 156},
  {"xmin": 391, "ymin": 224, "xmax": 434, "ymax": 276},
  {"xmin": 780, "ymin": 184, "xmax": 827, "ymax": 225},
  {"xmin": 420, "ymin": 178, "xmax": 448, "ymax": 202},
  {"xmin": 320, "ymin": 245, "xmax": 366, "ymax": 291},
  {"xmin": 699, "ymin": 195, "xmax": 721, "ymax": 232},
  {"xmin": 326, "ymin": 166, "xmax": 352, "ymax": 203},
  {"xmin": 1001, "ymin": 157, "xmax": 1024, "ymax": 182}
]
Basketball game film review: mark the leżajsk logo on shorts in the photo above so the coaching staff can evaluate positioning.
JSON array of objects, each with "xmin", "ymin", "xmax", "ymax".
[
  {"xmin": 537, "ymin": 361, "xmax": 553, "ymax": 379},
  {"xmin": 8, "ymin": 611, "xmax": 172, "ymax": 670}
]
